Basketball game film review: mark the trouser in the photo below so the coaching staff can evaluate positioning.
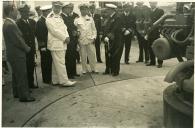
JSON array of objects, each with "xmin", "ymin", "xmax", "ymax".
[
  {"xmin": 65, "ymin": 50, "xmax": 77, "ymax": 78},
  {"xmin": 26, "ymin": 51, "xmax": 35, "ymax": 88},
  {"xmin": 80, "ymin": 44, "xmax": 96, "ymax": 72},
  {"xmin": 51, "ymin": 50, "xmax": 69, "ymax": 84},
  {"xmin": 123, "ymin": 35, "xmax": 132, "ymax": 62},
  {"xmin": 104, "ymin": 42, "xmax": 111, "ymax": 74},
  {"xmin": 9, "ymin": 59, "xmax": 30, "ymax": 99},
  {"xmin": 148, "ymin": 37, "xmax": 163, "ymax": 65},
  {"xmin": 95, "ymin": 35, "xmax": 102, "ymax": 62},
  {"xmin": 40, "ymin": 50, "xmax": 52, "ymax": 83},
  {"xmin": 76, "ymin": 51, "xmax": 80, "ymax": 63},
  {"xmin": 136, "ymin": 32, "xmax": 149, "ymax": 62}
]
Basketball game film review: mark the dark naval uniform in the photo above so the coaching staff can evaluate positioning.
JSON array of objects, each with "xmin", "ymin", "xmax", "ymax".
[
  {"xmin": 61, "ymin": 12, "xmax": 79, "ymax": 79},
  {"xmin": 35, "ymin": 16, "xmax": 52, "ymax": 84},
  {"xmin": 147, "ymin": 7, "xmax": 164, "ymax": 66},
  {"xmin": 16, "ymin": 18, "xmax": 37, "ymax": 88},
  {"xmin": 103, "ymin": 12, "xmax": 124, "ymax": 76},
  {"xmin": 120, "ymin": 11, "xmax": 136, "ymax": 64},
  {"xmin": 134, "ymin": 5, "xmax": 150, "ymax": 63},
  {"xmin": 92, "ymin": 13, "xmax": 103, "ymax": 63}
]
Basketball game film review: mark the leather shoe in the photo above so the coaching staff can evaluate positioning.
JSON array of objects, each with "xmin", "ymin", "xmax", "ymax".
[
  {"xmin": 157, "ymin": 64, "xmax": 162, "ymax": 68},
  {"xmin": 74, "ymin": 74, "xmax": 80, "ymax": 77},
  {"xmin": 30, "ymin": 86, "xmax": 38, "ymax": 89},
  {"xmin": 97, "ymin": 60, "xmax": 103, "ymax": 63},
  {"xmin": 112, "ymin": 73, "xmax": 119, "ymax": 76},
  {"xmin": 19, "ymin": 97, "xmax": 35, "ymax": 102},
  {"xmin": 136, "ymin": 60, "xmax": 143, "ymax": 63},
  {"xmin": 125, "ymin": 61, "xmax": 130, "ymax": 64},
  {"xmin": 91, "ymin": 71, "xmax": 98, "ymax": 74},
  {"xmin": 68, "ymin": 76, "xmax": 75, "ymax": 79},
  {"xmin": 146, "ymin": 63, "xmax": 155, "ymax": 66}
]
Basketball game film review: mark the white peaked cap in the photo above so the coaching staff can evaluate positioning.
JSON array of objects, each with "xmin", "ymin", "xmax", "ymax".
[
  {"xmin": 40, "ymin": 5, "xmax": 52, "ymax": 11},
  {"xmin": 105, "ymin": 4, "xmax": 117, "ymax": 9}
]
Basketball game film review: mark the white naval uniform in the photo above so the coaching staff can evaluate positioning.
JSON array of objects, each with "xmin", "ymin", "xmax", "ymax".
[
  {"xmin": 74, "ymin": 15, "xmax": 97, "ymax": 73},
  {"xmin": 46, "ymin": 12, "xmax": 69, "ymax": 84}
]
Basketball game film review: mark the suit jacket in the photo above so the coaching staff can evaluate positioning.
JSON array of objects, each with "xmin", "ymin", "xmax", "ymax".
[
  {"xmin": 35, "ymin": 16, "xmax": 48, "ymax": 50},
  {"xmin": 120, "ymin": 12, "xmax": 136, "ymax": 37},
  {"xmin": 16, "ymin": 18, "xmax": 36, "ymax": 54},
  {"xmin": 3, "ymin": 18, "xmax": 30, "ymax": 61},
  {"xmin": 103, "ymin": 12, "xmax": 124, "ymax": 44},
  {"xmin": 148, "ymin": 8, "xmax": 164, "ymax": 41},
  {"xmin": 61, "ymin": 12, "xmax": 79, "ymax": 51},
  {"xmin": 91, "ymin": 13, "xmax": 102, "ymax": 35}
]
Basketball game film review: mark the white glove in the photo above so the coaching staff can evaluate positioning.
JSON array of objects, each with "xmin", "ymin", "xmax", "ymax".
[
  {"xmin": 40, "ymin": 48, "xmax": 46, "ymax": 51},
  {"xmin": 124, "ymin": 30, "xmax": 130, "ymax": 36},
  {"xmin": 104, "ymin": 37, "xmax": 109, "ymax": 42},
  {"xmin": 144, "ymin": 35, "xmax": 148, "ymax": 40}
]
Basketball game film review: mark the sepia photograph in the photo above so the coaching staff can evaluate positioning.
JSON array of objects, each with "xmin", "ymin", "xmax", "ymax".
[{"xmin": 2, "ymin": 0, "xmax": 194, "ymax": 127}]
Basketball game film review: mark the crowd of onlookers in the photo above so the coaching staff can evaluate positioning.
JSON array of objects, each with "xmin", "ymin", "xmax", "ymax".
[{"xmin": 3, "ymin": 1, "xmax": 173, "ymax": 102}]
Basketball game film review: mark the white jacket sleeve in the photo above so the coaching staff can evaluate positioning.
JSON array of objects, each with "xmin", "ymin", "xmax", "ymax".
[
  {"xmin": 46, "ymin": 18, "xmax": 69, "ymax": 41},
  {"xmin": 91, "ymin": 18, "xmax": 97, "ymax": 39}
]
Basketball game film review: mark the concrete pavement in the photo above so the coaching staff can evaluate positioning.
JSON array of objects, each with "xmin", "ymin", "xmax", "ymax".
[{"xmin": 2, "ymin": 40, "xmax": 179, "ymax": 127}]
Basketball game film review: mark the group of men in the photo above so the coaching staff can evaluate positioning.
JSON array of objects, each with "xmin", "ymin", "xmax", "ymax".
[{"xmin": 3, "ymin": 1, "xmax": 165, "ymax": 102}]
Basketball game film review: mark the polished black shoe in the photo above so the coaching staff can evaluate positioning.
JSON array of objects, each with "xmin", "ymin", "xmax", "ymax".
[
  {"xmin": 74, "ymin": 74, "xmax": 80, "ymax": 77},
  {"xmin": 97, "ymin": 60, "xmax": 103, "ymax": 63},
  {"xmin": 19, "ymin": 97, "xmax": 35, "ymax": 102},
  {"xmin": 146, "ymin": 63, "xmax": 155, "ymax": 66},
  {"xmin": 112, "ymin": 73, "xmax": 119, "ymax": 76},
  {"xmin": 91, "ymin": 71, "xmax": 99, "ymax": 74},
  {"xmin": 136, "ymin": 60, "xmax": 143, "ymax": 63},
  {"xmin": 125, "ymin": 61, "xmax": 130, "ymax": 64},
  {"xmin": 157, "ymin": 64, "xmax": 162, "ymax": 68},
  {"xmin": 30, "ymin": 86, "xmax": 38, "ymax": 89},
  {"xmin": 68, "ymin": 76, "xmax": 75, "ymax": 79}
]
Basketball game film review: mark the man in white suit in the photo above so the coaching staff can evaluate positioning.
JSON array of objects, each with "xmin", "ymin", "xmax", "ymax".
[
  {"xmin": 74, "ymin": 4, "xmax": 97, "ymax": 74},
  {"xmin": 46, "ymin": 1, "xmax": 76, "ymax": 86}
]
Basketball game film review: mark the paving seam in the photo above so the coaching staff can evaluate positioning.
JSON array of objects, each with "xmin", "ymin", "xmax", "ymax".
[{"xmin": 21, "ymin": 75, "xmax": 161, "ymax": 127}]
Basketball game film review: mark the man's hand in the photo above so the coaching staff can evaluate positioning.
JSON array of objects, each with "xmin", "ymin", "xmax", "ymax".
[
  {"xmin": 40, "ymin": 48, "xmax": 46, "ymax": 51},
  {"xmin": 104, "ymin": 37, "xmax": 109, "ymax": 42},
  {"xmin": 64, "ymin": 37, "xmax": 70, "ymax": 44},
  {"xmin": 124, "ymin": 30, "xmax": 130, "ymax": 36}
]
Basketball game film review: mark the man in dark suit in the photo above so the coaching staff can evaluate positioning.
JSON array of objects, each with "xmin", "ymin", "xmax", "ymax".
[
  {"xmin": 16, "ymin": 4, "xmax": 37, "ymax": 88},
  {"xmin": 35, "ymin": 5, "xmax": 52, "ymax": 84},
  {"xmin": 121, "ymin": 3, "xmax": 136, "ymax": 64},
  {"xmin": 3, "ymin": 4, "xmax": 35, "ymax": 102},
  {"xmin": 89, "ymin": 4, "xmax": 103, "ymax": 63},
  {"xmin": 103, "ymin": 4, "xmax": 124, "ymax": 76},
  {"xmin": 61, "ymin": 3, "xmax": 80, "ymax": 79},
  {"xmin": 146, "ymin": 2, "xmax": 164, "ymax": 68},
  {"xmin": 134, "ymin": 2, "xmax": 150, "ymax": 63}
]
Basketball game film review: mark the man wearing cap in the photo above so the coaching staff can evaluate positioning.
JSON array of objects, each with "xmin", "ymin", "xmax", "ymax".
[
  {"xmin": 89, "ymin": 4, "xmax": 103, "ymax": 63},
  {"xmin": 61, "ymin": 2, "xmax": 80, "ymax": 79},
  {"xmin": 35, "ymin": 5, "xmax": 52, "ymax": 84},
  {"xmin": 74, "ymin": 4, "xmax": 97, "ymax": 74},
  {"xmin": 16, "ymin": 4, "xmax": 37, "ymax": 89},
  {"xmin": 46, "ymin": 1, "xmax": 76, "ymax": 86},
  {"xmin": 3, "ymin": 4, "xmax": 35, "ymax": 102},
  {"xmin": 121, "ymin": 3, "xmax": 136, "ymax": 64},
  {"xmin": 134, "ymin": 1, "xmax": 150, "ymax": 64},
  {"xmin": 34, "ymin": 6, "xmax": 42, "ymax": 22},
  {"xmin": 103, "ymin": 3, "xmax": 124, "ymax": 76},
  {"xmin": 146, "ymin": 1, "xmax": 164, "ymax": 68}
]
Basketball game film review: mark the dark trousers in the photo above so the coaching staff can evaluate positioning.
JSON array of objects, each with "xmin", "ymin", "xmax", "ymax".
[
  {"xmin": 104, "ymin": 42, "xmax": 111, "ymax": 74},
  {"xmin": 76, "ymin": 51, "xmax": 80, "ymax": 63},
  {"xmin": 40, "ymin": 50, "xmax": 52, "ymax": 83},
  {"xmin": 136, "ymin": 33, "xmax": 149, "ymax": 62},
  {"xmin": 26, "ymin": 51, "xmax": 35, "ymax": 88},
  {"xmin": 65, "ymin": 50, "xmax": 77, "ymax": 78},
  {"xmin": 123, "ymin": 36, "xmax": 132, "ymax": 62},
  {"xmin": 95, "ymin": 35, "xmax": 102, "ymax": 62},
  {"xmin": 9, "ymin": 59, "xmax": 30, "ymax": 99},
  {"xmin": 110, "ymin": 40, "xmax": 124, "ymax": 74},
  {"xmin": 148, "ymin": 37, "xmax": 163, "ymax": 65}
]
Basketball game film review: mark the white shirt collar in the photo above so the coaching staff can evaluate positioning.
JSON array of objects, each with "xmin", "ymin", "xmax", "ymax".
[
  {"xmin": 6, "ymin": 17, "xmax": 15, "ymax": 23},
  {"xmin": 110, "ymin": 12, "xmax": 116, "ymax": 18}
]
